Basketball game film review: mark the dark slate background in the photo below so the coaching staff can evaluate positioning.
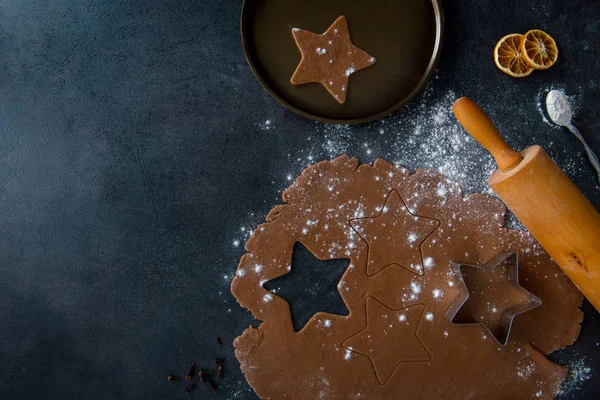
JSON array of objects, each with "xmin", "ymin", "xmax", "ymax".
[{"xmin": 0, "ymin": 0, "xmax": 598, "ymax": 399}]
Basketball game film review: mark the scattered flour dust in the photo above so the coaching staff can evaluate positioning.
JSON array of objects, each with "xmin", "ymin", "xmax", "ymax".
[
  {"xmin": 344, "ymin": 347, "xmax": 353, "ymax": 361},
  {"xmin": 410, "ymin": 281, "xmax": 421, "ymax": 295},
  {"xmin": 555, "ymin": 356, "xmax": 594, "ymax": 399},
  {"xmin": 240, "ymin": 82, "xmax": 591, "ymax": 248},
  {"xmin": 423, "ymin": 257, "xmax": 435, "ymax": 270},
  {"xmin": 216, "ymin": 374, "xmax": 257, "ymax": 399},
  {"xmin": 263, "ymin": 293, "xmax": 273, "ymax": 302},
  {"xmin": 258, "ymin": 119, "xmax": 273, "ymax": 130},
  {"xmin": 309, "ymin": 88, "xmax": 498, "ymax": 196}
]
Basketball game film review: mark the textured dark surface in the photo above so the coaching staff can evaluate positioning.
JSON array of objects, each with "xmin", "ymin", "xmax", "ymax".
[{"xmin": 0, "ymin": 0, "xmax": 598, "ymax": 399}]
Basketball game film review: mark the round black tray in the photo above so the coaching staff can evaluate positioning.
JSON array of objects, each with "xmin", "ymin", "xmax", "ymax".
[{"xmin": 241, "ymin": 0, "xmax": 444, "ymax": 124}]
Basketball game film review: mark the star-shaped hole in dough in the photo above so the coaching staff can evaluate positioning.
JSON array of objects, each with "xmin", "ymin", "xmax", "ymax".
[
  {"xmin": 290, "ymin": 15, "xmax": 376, "ymax": 104},
  {"xmin": 263, "ymin": 242, "xmax": 350, "ymax": 332},
  {"xmin": 342, "ymin": 297, "xmax": 431, "ymax": 384},
  {"xmin": 350, "ymin": 190, "xmax": 440, "ymax": 276}
]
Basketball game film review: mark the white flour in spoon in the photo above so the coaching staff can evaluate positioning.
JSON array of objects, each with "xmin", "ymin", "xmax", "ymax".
[{"xmin": 546, "ymin": 90, "xmax": 573, "ymax": 126}]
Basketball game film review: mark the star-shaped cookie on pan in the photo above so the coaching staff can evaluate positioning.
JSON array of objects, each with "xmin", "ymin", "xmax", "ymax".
[{"xmin": 290, "ymin": 16, "xmax": 376, "ymax": 104}]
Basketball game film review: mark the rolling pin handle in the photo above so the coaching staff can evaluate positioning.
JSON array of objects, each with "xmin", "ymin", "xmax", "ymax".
[{"xmin": 452, "ymin": 97, "xmax": 523, "ymax": 171}]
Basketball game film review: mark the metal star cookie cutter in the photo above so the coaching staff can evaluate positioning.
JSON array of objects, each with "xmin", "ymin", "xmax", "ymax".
[{"xmin": 445, "ymin": 251, "xmax": 542, "ymax": 346}]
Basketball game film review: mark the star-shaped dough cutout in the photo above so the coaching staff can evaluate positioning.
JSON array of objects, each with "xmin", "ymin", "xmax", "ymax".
[
  {"xmin": 342, "ymin": 297, "xmax": 431, "ymax": 384},
  {"xmin": 350, "ymin": 190, "xmax": 439, "ymax": 276},
  {"xmin": 290, "ymin": 15, "xmax": 376, "ymax": 104}
]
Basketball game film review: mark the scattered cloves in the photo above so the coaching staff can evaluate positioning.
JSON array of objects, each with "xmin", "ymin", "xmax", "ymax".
[
  {"xmin": 169, "ymin": 339, "xmax": 227, "ymax": 390},
  {"xmin": 186, "ymin": 363, "xmax": 196, "ymax": 380},
  {"xmin": 184, "ymin": 384, "xmax": 196, "ymax": 393},
  {"xmin": 199, "ymin": 369, "xmax": 213, "ymax": 382}
]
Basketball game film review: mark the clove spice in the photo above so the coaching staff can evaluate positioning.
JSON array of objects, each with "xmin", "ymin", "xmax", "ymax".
[
  {"xmin": 198, "ymin": 369, "xmax": 213, "ymax": 382},
  {"xmin": 217, "ymin": 365, "xmax": 224, "ymax": 378},
  {"xmin": 167, "ymin": 375, "xmax": 181, "ymax": 382},
  {"xmin": 186, "ymin": 363, "xmax": 196, "ymax": 380},
  {"xmin": 216, "ymin": 337, "xmax": 222, "ymax": 345}
]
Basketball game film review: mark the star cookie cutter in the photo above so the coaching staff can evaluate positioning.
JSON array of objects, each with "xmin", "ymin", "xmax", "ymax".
[{"xmin": 445, "ymin": 251, "xmax": 542, "ymax": 346}]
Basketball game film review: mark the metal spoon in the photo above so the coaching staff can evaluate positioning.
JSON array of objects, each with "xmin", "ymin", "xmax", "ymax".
[{"xmin": 546, "ymin": 90, "xmax": 600, "ymax": 184}]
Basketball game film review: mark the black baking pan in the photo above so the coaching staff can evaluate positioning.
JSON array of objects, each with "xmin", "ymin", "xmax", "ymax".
[{"xmin": 241, "ymin": 0, "xmax": 444, "ymax": 124}]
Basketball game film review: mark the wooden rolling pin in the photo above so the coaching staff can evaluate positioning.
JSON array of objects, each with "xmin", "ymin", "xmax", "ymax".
[{"xmin": 453, "ymin": 97, "xmax": 600, "ymax": 312}]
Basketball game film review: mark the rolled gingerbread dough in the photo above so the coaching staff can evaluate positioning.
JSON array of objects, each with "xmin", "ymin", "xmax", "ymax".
[{"xmin": 231, "ymin": 156, "xmax": 583, "ymax": 400}]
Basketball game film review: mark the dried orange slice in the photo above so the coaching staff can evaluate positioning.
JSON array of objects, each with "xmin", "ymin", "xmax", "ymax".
[
  {"xmin": 521, "ymin": 29, "xmax": 558, "ymax": 70},
  {"xmin": 494, "ymin": 33, "xmax": 534, "ymax": 78}
]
